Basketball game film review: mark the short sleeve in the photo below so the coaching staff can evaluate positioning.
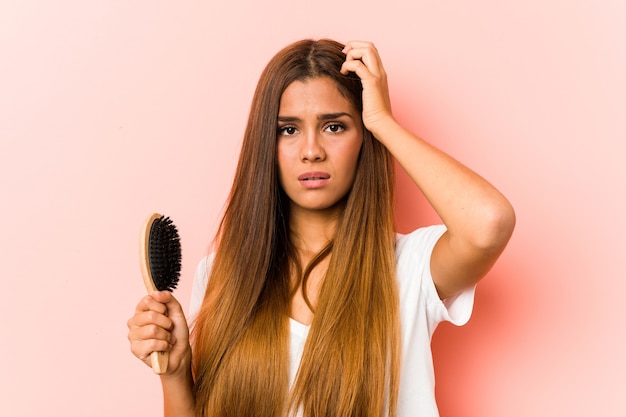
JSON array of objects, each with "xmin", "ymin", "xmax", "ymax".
[
  {"xmin": 396, "ymin": 225, "xmax": 476, "ymax": 336},
  {"xmin": 440, "ymin": 284, "xmax": 475, "ymax": 326}
]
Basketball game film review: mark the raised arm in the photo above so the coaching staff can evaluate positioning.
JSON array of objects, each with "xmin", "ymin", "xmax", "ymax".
[{"xmin": 341, "ymin": 41, "xmax": 515, "ymax": 299}]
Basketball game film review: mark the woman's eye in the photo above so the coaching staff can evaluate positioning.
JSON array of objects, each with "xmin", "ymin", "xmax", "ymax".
[
  {"xmin": 325, "ymin": 123, "xmax": 345, "ymax": 133},
  {"xmin": 278, "ymin": 126, "xmax": 297, "ymax": 136}
]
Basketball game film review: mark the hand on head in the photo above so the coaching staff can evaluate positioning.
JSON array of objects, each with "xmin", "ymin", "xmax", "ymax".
[{"xmin": 341, "ymin": 41, "xmax": 394, "ymax": 134}]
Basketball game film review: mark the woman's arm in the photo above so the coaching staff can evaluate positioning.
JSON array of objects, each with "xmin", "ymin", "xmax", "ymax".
[
  {"xmin": 128, "ymin": 291, "xmax": 196, "ymax": 416},
  {"xmin": 342, "ymin": 41, "xmax": 515, "ymax": 299},
  {"xmin": 161, "ymin": 371, "xmax": 195, "ymax": 417}
]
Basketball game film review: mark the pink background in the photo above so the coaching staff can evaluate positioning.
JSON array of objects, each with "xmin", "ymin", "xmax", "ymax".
[{"xmin": 1, "ymin": 1, "xmax": 624, "ymax": 416}]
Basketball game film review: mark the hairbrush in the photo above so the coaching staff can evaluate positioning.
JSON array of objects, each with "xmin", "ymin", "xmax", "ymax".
[{"xmin": 139, "ymin": 213, "xmax": 182, "ymax": 374}]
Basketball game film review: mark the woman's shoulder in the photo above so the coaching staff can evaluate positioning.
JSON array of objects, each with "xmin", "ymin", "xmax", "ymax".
[
  {"xmin": 395, "ymin": 224, "xmax": 447, "ymax": 256},
  {"xmin": 394, "ymin": 225, "xmax": 446, "ymax": 300},
  {"xmin": 189, "ymin": 253, "xmax": 215, "ymax": 318},
  {"xmin": 395, "ymin": 224, "xmax": 476, "ymax": 328}
]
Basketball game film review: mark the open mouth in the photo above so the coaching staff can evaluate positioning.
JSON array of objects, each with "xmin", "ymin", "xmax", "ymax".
[
  {"xmin": 298, "ymin": 172, "xmax": 331, "ymax": 188},
  {"xmin": 301, "ymin": 176, "xmax": 328, "ymax": 181},
  {"xmin": 298, "ymin": 172, "xmax": 330, "ymax": 181}
]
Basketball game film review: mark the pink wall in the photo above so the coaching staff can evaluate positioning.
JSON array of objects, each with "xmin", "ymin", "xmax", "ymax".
[{"xmin": 1, "ymin": 1, "xmax": 624, "ymax": 416}]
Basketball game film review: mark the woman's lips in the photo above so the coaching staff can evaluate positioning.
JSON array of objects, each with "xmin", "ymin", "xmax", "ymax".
[{"xmin": 298, "ymin": 171, "xmax": 330, "ymax": 189}]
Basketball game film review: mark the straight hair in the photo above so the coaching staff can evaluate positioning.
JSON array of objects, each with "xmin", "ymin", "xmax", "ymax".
[{"xmin": 192, "ymin": 39, "xmax": 400, "ymax": 417}]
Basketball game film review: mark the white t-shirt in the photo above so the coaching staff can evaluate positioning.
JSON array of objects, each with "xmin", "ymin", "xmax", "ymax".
[{"xmin": 189, "ymin": 225, "xmax": 475, "ymax": 417}]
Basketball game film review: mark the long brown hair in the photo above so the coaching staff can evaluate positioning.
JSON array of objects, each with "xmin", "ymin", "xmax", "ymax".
[{"xmin": 192, "ymin": 39, "xmax": 399, "ymax": 417}]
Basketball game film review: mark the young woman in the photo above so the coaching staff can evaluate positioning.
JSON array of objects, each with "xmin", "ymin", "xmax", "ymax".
[{"xmin": 127, "ymin": 39, "xmax": 515, "ymax": 417}]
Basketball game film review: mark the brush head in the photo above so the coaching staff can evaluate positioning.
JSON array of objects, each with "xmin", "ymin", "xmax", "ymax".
[{"xmin": 145, "ymin": 214, "xmax": 181, "ymax": 292}]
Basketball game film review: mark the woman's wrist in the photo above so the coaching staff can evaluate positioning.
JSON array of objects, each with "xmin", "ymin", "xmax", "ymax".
[
  {"xmin": 161, "ymin": 364, "xmax": 195, "ymax": 417},
  {"xmin": 367, "ymin": 114, "xmax": 404, "ymax": 148}
]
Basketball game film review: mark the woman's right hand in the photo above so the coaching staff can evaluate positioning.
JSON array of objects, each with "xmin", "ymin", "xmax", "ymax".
[{"xmin": 127, "ymin": 291, "xmax": 192, "ymax": 378}]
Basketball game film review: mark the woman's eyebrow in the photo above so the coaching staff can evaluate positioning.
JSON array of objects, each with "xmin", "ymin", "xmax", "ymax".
[
  {"xmin": 277, "ymin": 116, "xmax": 300, "ymax": 123},
  {"xmin": 318, "ymin": 112, "xmax": 353, "ymax": 121},
  {"xmin": 277, "ymin": 112, "xmax": 353, "ymax": 123}
]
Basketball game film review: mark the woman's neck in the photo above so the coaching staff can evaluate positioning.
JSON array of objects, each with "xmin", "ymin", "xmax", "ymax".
[
  {"xmin": 288, "ymin": 206, "xmax": 340, "ymax": 325},
  {"xmin": 288, "ymin": 206, "xmax": 340, "ymax": 260}
]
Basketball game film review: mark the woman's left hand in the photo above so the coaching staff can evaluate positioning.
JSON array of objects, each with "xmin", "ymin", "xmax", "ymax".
[{"xmin": 341, "ymin": 41, "xmax": 394, "ymax": 135}]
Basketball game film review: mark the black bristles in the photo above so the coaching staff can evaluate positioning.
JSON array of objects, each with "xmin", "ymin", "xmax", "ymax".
[{"xmin": 148, "ymin": 215, "xmax": 182, "ymax": 292}]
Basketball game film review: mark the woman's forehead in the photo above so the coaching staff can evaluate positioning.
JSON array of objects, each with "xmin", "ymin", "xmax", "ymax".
[{"xmin": 279, "ymin": 77, "xmax": 358, "ymax": 116}]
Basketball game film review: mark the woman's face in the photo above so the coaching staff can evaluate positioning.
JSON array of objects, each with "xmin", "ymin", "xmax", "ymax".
[{"xmin": 277, "ymin": 77, "xmax": 363, "ymax": 217}]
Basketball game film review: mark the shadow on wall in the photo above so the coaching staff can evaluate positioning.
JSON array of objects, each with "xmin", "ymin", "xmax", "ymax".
[
  {"xmin": 394, "ymin": 162, "xmax": 528, "ymax": 416},
  {"xmin": 432, "ymin": 267, "xmax": 520, "ymax": 416}
]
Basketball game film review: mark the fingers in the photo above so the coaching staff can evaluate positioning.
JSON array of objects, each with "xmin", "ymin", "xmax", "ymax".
[
  {"xmin": 152, "ymin": 291, "xmax": 186, "ymax": 321},
  {"xmin": 340, "ymin": 41, "xmax": 386, "ymax": 79},
  {"xmin": 134, "ymin": 293, "xmax": 167, "ymax": 315},
  {"xmin": 129, "ymin": 328, "xmax": 175, "ymax": 362},
  {"xmin": 129, "ymin": 307, "xmax": 174, "ymax": 333},
  {"xmin": 340, "ymin": 40, "xmax": 393, "ymax": 132},
  {"xmin": 127, "ymin": 292, "xmax": 183, "ymax": 366},
  {"xmin": 149, "ymin": 291, "xmax": 190, "ymax": 344}
]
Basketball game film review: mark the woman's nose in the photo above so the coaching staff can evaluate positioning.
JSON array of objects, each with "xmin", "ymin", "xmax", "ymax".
[{"xmin": 301, "ymin": 131, "xmax": 326, "ymax": 162}]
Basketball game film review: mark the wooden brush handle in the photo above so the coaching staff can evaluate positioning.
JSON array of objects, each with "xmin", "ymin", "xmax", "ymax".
[
  {"xmin": 139, "ymin": 212, "xmax": 169, "ymax": 374},
  {"xmin": 149, "ymin": 351, "xmax": 169, "ymax": 374}
]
